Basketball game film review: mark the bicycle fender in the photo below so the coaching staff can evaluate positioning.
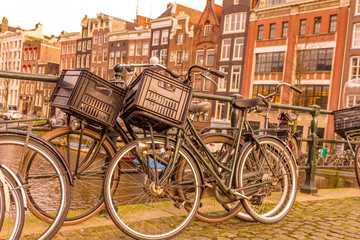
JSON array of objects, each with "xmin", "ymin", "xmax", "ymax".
[
  {"xmin": 0, "ymin": 168, "xmax": 10, "ymax": 213},
  {"xmin": 0, "ymin": 130, "xmax": 74, "ymax": 186}
]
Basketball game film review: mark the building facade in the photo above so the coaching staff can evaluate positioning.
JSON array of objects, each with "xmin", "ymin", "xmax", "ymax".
[{"xmin": 59, "ymin": 31, "xmax": 80, "ymax": 73}]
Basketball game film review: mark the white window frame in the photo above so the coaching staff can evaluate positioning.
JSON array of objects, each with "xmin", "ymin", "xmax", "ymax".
[
  {"xmin": 196, "ymin": 50, "xmax": 204, "ymax": 65},
  {"xmin": 151, "ymin": 50, "xmax": 159, "ymax": 58},
  {"xmin": 351, "ymin": 56, "xmax": 360, "ymax": 80},
  {"xmin": 347, "ymin": 94, "xmax": 360, "ymax": 108},
  {"xmin": 353, "ymin": 23, "xmax": 360, "ymax": 48},
  {"xmin": 215, "ymin": 102, "xmax": 226, "ymax": 120},
  {"xmin": 153, "ymin": 31, "xmax": 160, "ymax": 46},
  {"xmin": 230, "ymin": 66, "xmax": 241, "ymax": 91},
  {"xmin": 160, "ymin": 49, "xmax": 167, "ymax": 64},
  {"xmin": 233, "ymin": 37, "xmax": 244, "ymax": 60},
  {"xmin": 220, "ymin": 39, "xmax": 231, "ymax": 61},
  {"xmin": 142, "ymin": 42, "xmax": 149, "ymax": 56},
  {"xmin": 129, "ymin": 43, "xmax": 135, "ymax": 56},
  {"xmin": 170, "ymin": 51, "xmax": 176, "ymax": 62},
  {"xmin": 234, "ymin": 0, "xmax": 239, "ymax": 4},
  {"xmin": 161, "ymin": 29, "xmax": 169, "ymax": 44},
  {"xmin": 206, "ymin": 49, "xmax": 215, "ymax": 66},
  {"xmin": 217, "ymin": 66, "xmax": 228, "ymax": 92},
  {"xmin": 223, "ymin": 12, "xmax": 247, "ymax": 34},
  {"xmin": 136, "ymin": 43, "xmax": 142, "ymax": 56},
  {"xmin": 357, "ymin": 0, "xmax": 360, "ymax": 15},
  {"xmin": 178, "ymin": 33, "xmax": 184, "ymax": 45},
  {"xmin": 204, "ymin": 25, "xmax": 211, "ymax": 36}
]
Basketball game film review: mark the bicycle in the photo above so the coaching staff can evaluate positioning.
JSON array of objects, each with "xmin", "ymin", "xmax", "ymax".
[
  {"xmin": 0, "ymin": 163, "xmax": 25, "ymax": 240},
  {"xmin": 103, "ymin": 63, "xmax": 298, "ymax": 239},
  {"xmin": 0, "ymin": 119, "xmax": 71, "ymax": 239}
]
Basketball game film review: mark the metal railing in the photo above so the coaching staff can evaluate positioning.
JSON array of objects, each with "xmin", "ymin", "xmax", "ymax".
[{"xmin": 0, "ymin": 70, "xmax": 357, "ymax": 194}]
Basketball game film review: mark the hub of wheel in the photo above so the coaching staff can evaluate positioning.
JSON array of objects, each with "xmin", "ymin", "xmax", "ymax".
[{"xmin": 149, "ymin": 182, "xmax": 166, "ymax": 197}]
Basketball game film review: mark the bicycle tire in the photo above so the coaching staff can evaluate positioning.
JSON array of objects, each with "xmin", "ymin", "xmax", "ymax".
[
  {"xmin": 355, "ymin": 146, "xmax": 360, "ymax": 188},
  {"xmin": 236, "ymin": 136, "xmax": 297, "ymax": 224},
  {"xmin": 24, "ymin": 126, "xmax": 117, "ymax": 225},
  {"xmin": 104, "ymin": 136, "xmax": 202, "ymax": 240},
  {"xmin": 0, "ymin": 170, "xmax": 6, "ymax": 233},
  {"xmin": 0, "ymin": 133, "xmax": 70, "ymax": 240},
  {"xmin": 0, "ymin": 167, "xmax": 25, "ymax": 240},
  {"xmin": 183, "ymin": 134, "xmax": 244, "ymax": 223}
]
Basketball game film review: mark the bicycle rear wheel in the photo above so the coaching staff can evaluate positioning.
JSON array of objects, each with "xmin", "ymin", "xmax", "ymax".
[
  {"xmin": 236, "ymin": 136, "xmax": 297, "ymax": 224},
  {"xmin": 104, "ymin": 136, "xmax": 201, "ymax": 240},
  {"xmin": 0, "ymin": 133, "xmax": 70, "ymax": 239},
  {"xmin": 23, "ymin": 126, "xmax": 117, "ymax": 225},
  {"xmin": 0, "ymin": 167, "xmax": 25, "ymax": 240}
]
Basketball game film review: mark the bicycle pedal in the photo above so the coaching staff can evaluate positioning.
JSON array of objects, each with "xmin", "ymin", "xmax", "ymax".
[{"xmin": 250, "ymin": 195, "xmax": 263, "ymax": 205}]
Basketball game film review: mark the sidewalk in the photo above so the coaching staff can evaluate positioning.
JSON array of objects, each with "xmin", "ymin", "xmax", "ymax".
[{"xmin": 28, "ymin": 188, "xmax": 360, "ymax": 239}]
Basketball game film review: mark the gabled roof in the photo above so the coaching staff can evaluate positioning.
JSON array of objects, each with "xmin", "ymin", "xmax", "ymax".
[
  {"xmin": 157, "ymin": 2, "xmax": 202, "ymax": 24},
  {"xmin": 213, "ymin": 4, "xmax": 222, "ymax": 25}
]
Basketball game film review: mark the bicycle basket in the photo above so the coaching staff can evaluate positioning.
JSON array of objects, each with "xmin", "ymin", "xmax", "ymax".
[
  {"xmin": 333, "ymin": 105, "xmax": 360, "ymax": 138},
  {"xmin": 50, "ymin": 69, "xmax": 126, "ymax": 128},
  {"xmin": 121, "ymin": 69, "xmax": 193, "ymax": 132}
]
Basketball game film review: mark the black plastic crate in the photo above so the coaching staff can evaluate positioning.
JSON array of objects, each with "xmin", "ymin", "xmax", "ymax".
[
  {"xmin": 50, "ymin": 69, "xmax": 126, "ymax": 128},
  {"xmin": 333, "ymin": 106, "xmax": 360, "ymax": 138},
  {"xmin": 121, "ymin": 69, "xmax": 193, "ymax": 132}
]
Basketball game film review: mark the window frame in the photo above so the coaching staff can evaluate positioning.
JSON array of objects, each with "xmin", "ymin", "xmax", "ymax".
[
  {"xmin": 233, "ymin": 37, "xmax": 244, "ymax": 60},
  {"xmin": 329, "ymin": 15, "xmax": 337, "ymax": 33},
  {"xmin": 299, "ymin": 19, "xmax": 307, "ymax": 36},
  {"xmin": 257, "ymin": 25, "xmax": 264, "ymax": 40},
  {"xmin": 217, "ymin": 66, "xmax": 228, "ymax": 92},
  {"xmin": 255, "ymin": 51, "xmax": 285, "ymax": 73},
  {"xmin": 152, "ymin": 31, "xmax": 160, "ymax": 46},
  {"xmin": 223, "ymin": 12, "xmax": 247, "ymax": 34},
  {"xmin": 230, "ymin": 65, "xmax": 241, "ymax": 91},
  {"xmin": 314, "ymin": 17, "xmax": 322, "ymax": 34},
  {"xmin": 161, "ymin": 29, "xmax": 169, "ymax": 44},
  {"xmin": 220, "ymin": 38, "xmax": 231, "ymax": 61},
  {"xmin": 206, "ymin": 49, "xmax": 215, "ymax": 66},
  {"xmin": 282, "ymin": 21, "xmax": 288, "ymax": 38},
  {"xmin": 269, "ymin": 23, "xmax": 276, "ymax": 39},
  {"xmin": 196, "ymin": 50, "xmax": 204, "ymax": 65},
  {"xmin": 353, "ymin": 23, "xmax": 360, "ymax": 48}
]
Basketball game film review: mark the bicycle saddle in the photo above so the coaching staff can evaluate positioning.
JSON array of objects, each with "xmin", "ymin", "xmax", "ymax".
[
  {"xmin": 189, "ymin": 102, "xmax": 212, "ymax": 113},
  {"xmin": 232, "ymin": 97, "xmax": 262, "ymax": 110}
]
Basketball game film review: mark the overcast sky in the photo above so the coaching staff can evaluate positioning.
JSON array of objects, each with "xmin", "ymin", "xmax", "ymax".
[{"xmin": 0, "ymin": 0, "xmax": 223, "ymax": 36}]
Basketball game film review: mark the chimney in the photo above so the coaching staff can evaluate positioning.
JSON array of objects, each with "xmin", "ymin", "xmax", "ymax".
[
  {"xmin": 35, "ymin": 23, "xmax": 43, "ymax": 33},
  {"xmin": 1, "ymin": 17, "xmax": 8, "ymax": 33}
]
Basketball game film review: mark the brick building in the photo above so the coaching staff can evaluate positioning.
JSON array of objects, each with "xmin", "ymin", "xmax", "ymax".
[
  {"xmin": 191, "ymin": 0, "xmax": 222, "ymax": 128},
  {"xmin": 211, "ymin": 0, "xmax": 251, "ymax": 129},
  {"xmin": 242, "ymin": 0, "xmax": 349, "ymax": 140},
  {"xmin": 59, "ymin": 31, "xmax": 80, "ymax": 73}
]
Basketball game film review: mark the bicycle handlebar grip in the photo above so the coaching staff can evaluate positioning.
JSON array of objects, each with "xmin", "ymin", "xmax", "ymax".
[
  {"xmin": 208, "ymin": 68, "xmax": 225, "ymax": 78},
  {"xmin": 290, "ymin": 85, "xmax": 302, "ymax": 94},
  {"xmin": 165, "ymin": 67, "xmax": 181, "ymax": 78}
]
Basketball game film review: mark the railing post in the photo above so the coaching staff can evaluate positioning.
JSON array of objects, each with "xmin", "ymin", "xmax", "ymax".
[
  {"xmin": 230, "ymin": 93, "xmax": 242, "ymax": 128},
  {"xmin": 301, "ymin": 105, "xmax": 320, "ymax": 194}
]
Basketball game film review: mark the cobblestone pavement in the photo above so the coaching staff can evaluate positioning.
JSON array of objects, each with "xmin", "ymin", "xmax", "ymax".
[{"xmin": 23, "ymin": 189, "xmax": 360, "ymax": 239}]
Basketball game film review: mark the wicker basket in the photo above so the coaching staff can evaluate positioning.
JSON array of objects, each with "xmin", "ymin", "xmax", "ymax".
[{"xmin": 333, "ymin": 106, "xmax": 360, "ymax": 138}]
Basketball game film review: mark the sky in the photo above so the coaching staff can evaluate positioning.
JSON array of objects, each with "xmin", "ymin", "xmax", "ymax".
[{"xmin": 0, "ymin": 0, "xmax": 223, "ymax": 37}]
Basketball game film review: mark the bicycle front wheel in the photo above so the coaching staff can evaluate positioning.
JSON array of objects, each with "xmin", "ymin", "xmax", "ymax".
[
  {"xmin": 24, "ymin": 126, "xmax": 117, "ymax": 225},
  {"xmin": 0, "ymin": 133, "xmax": 70, "ymax": 239},
  {"xmin": 0, "ymin": 167, "xmax": 25, "ymax": 240},
  {"xmin": 104, "ymin": 136, "xmax": 202, "ymax": 240},
  {"xmin": 236, "ymin": 136, "xmax": 297, "ymax": 224}
]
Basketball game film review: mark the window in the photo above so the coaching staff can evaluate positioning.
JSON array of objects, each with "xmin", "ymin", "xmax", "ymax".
[
  {"xmin": 300, "ymin": 85, "xmax": 329, "ymax": 109},
  {"xmin": 282, "ymin": 22, "xmax": 288, "ymax": 38},
  {"xmin": 87, "ymin": 40, "xmax": 91, "ymax": 50},
  {"xmin": 269, "ymin": 23, "xmax": 276, "ymax": 39},
  {"xmin": 298, "ymin": 48, "xmax": 333, "ymax": 72},
  {"xmin": 234, "ymin": 0, "xmax": 239, "ymax": 4},
  {"xmin": 92, "ymin": 50, "xmax": 97, "ymax": 62},
  {"xmin": 215, "ymin": 102, "xmax": 226, "ymax": 120},
  {"xmin": 72, "ymin": 43, "xmax": 76, "ymax": 53},
  {"xmin": 204, "ymin": 25, "xmax": 211, "ymax": 36},
  {"xmin": 109, "ymin": 51, "xmax": 115, "ymax": 68},
  {"xmin": 82, "ymin": 41, "xmax": 86, "ymax": 51},
  {"xmin": 255, "ymin": 52, "xmax": 285, "ymax": 73},
  {"xmin": 99, "ymin": 34, "xmax": 103, "ymax": 45},
  {"xmin": 176, "ymin": 51, "xmax": 183, "ymax": 65},
  {"xmin": 224, "ymin": 12, "xmax": 246, "ymax": 33},
  {"xmin": 160, "ymin": 49, "xmax": 167, "ymax": 64},
  {"xmin": 347, "ymin": 95, "xmax": 360, "ymax": 108},
  {"xmin": 267, "ymin": 0, "xmax": 285, "ymax": 6},
  {"xmin": 104, "ymin": 34, "xmax": 108, "ymax": 43},
  {"xmin": 357, "ymin": 0, "xmax": 360, "ymax": 14},
  {"xmin": 98, "ymin": 49, "xmax": 102, "ymax": 63},
  {"xmin": 230, "ymin": 66, "xmax": 241, "ymax": 91},
  {"xmin": 103, "ymin": 48, "xmax": 108, "ymax": 62},
  {"xmin": 161, "ymin": 30, "xmax": 169, "ymax": 44},
  {"xmin": 299, "ymin": 19, "xmax": 307, "ymax": 36},
  {"xmin": 136, "ymin": 43, "xmax": 142, "ymax": 56},
  {"xmin": 204, "ymin": 73, "xmax": 212, "ymax": 91},
  {"xmin": 314, "ymin": 17, "xmax": 321, "ymax": 34},
  {"xmin": 221, "ymin": 39, "xmax": 231, "ymax": 61},
  {"xmin": 94, "ymin": 35, "xmax": 98, "ymax": 44},
  {"xmin": 194, "ymin": 74, "xmax": 202, "ymax": 91},
  {"xmin": 129, "ymin": 43, "xmax": 135, "ymax": 56},
  {"xmin": 170, "ymin": 51, "xmax": 176, "ymax": 62},
  {"xmin": 206, "ymin": 49, "xmax": 215, "ymax": 66},
  {"xmin": 253, "ymin": 85, "xmax": 281, "ymax": 103},
  {"xmin": 143, "ymin": 43, "xmax": 149, "ymax": 56},
  {"xmin": 177, "ymin": 33, "xmax": 185, "ymax": 44},
  {"xmin": 76, "ymin": 55, "xmax": 81, "ymax": 68},
  {"xmin": 233, "ymin": 37, "xmax": 244, "ymax": 60},
  {"xmin": 329, "ymin": 15, "xmax": 337, "ymax": 33},
  {"xmin": 151, "ymin": 50, "xmax": 159, "ymax": 58},
  {"xmin": 86, "ymin": 54, "xmax": 90, "ymax": 68},
  {"xmin": 67, "ymin": 44, "xmax": 71, "ymax": 54},
  {"xmin": 218, "ymin": 66, "xmax": 228, "ymax": 91},
  {"xmin": 257, "ymin": 25, "xmax": 264, "ymax": 40},
  {"xmin": 353, "ymin": 23, "xmax": 360, "ymax": 47},
  {"xmin": 62, "ymin": 45, "xmax": 66, "ymax": 54},
  {"xmin": 115, "ymin": 51, "xmax": 121, "ymax": 64},
  {"xmin": 153, "ymin": 31, "xmax": 160, "ymax": 45},
  {"xmin": 351, "ymin": 57, "xmax": 360, "ymax": 80},
  {"xmin": 81, "ymin": 54, "xmax": 86, "ymax": 68},
  {"xmin": 196, "ymin": 50, "xmax": 204, "ymax": 65}
]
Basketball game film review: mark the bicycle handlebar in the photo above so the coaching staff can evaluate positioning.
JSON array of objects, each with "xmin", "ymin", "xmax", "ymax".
[
  {"xmin": 188, "ymin": 64, "xmax": 225, "ymax": 78},
  {"xmin": 114, "ymin": 62, "xmax": 180, "ymax": 79}
]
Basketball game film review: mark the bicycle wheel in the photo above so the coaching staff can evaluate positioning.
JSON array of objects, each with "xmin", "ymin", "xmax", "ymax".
[
  {"xmin": 104, "ymin": 136, "xmax": 201, "ymax": 240},
  {"xmin": 0, "ymin": 167, "xmax": 25, "ymax": 240},
  {"xmin": 0, "ymin": 133, "xmax": 70, "ymax": 239},
  {"xmin": 24, "ymin": 126, "xmax": 117, "ymax": 225},
  {"xmin": 355, "ymin": 146, "xmax": 360, "ymax": 188},
  {"xmin": 236, "ymin": 136, "xmax": 297, "ymax": 224},
  {"xmin": 186, "ymin": 134, "xmax": 243, "ymax": 223}
]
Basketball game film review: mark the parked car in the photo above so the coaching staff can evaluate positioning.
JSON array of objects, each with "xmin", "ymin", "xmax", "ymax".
[
  {"xmin": 5, "ymin": 110, "xmax": 23, "ymax": 120},
  {"xmin": 0, "ymin": 109, "xmax": 5, "ymax": 119},
  {"xmin": 49, "ymin": 118, "xmax": 66, "ymax": 127}
]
